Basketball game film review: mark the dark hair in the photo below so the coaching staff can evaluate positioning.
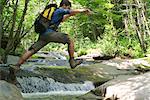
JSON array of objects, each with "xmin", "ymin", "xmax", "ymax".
[{"xmin": 59, "ymin": 0, "xmax": 71, "ymax": 7}]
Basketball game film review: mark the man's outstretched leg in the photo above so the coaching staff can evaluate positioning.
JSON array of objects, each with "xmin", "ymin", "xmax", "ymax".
[
  {"xmin": 67, "ymin": 38, "xmax": 83, "ymax": 69},
  {"xmin": 44, "ymin": 31, "xmax": 83, "ymax": 69}
]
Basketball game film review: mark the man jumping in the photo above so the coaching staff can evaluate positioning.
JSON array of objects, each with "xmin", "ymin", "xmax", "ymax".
[{"xmin": 9, "ymin": 0, "xmax": 91, "ymax": 83}]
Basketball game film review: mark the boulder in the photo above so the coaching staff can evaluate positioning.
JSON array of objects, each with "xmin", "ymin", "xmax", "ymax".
[
  {"xmin": 90, "ymin": 72, "xmax": 150, "ymax": 100},
  {"xmin": 7, "ymin": 55, "xmax": 19, "ymax": 64},
  {"xmin": 0, "ymin": 80, "xmax": 23, "ymax": 100}
]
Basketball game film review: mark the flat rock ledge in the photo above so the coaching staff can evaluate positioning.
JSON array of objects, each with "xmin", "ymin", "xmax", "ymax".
[{"xmin": 84, "ymin": 72, "xmax": 150, "ymax": 100}]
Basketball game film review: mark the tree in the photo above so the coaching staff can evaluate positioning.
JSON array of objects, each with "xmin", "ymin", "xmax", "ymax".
[
  {"xmin": 74, "ymin": 0, "xmax": 150, "ymax": 57},
  {"xmin": 0, "ymin": 0, "xmax": 30, "ymax": 63},
  {"xmin": 112, "ymin": 0, "xmax": 150, "ymax": 52}
]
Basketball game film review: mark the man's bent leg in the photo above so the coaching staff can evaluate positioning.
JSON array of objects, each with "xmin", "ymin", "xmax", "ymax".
[
  {"xmin": 17, "ymin": 49, "xmax": 35, "ymax": 68},
  {"xmin": 8, "ymin": 49, "xmax": 36, "ymax": 84},
  {"xmin": 15, "ymin": 34, "xmax": 48, "ymax": 69},
  {"xmin": 9, "ymin": 35, "xmax": 48, "ymax": 84}
]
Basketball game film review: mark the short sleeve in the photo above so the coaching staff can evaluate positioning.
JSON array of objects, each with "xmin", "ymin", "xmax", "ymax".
[
  {"xmin": 59, "ymin": 8, "xmax": 70, "ymax": 15},
  {"xmin": 63, "ymin": 9, "xmax": 71, "ymax": 14}
]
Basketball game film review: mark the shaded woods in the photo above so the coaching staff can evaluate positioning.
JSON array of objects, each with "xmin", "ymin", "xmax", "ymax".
[{"xmin": 0, "ymin": 0, "xmax": 150, "ymax": 63}]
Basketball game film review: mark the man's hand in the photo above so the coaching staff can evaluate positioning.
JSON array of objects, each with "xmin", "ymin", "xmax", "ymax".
[
  {"xmin": 83, "ymin": 9, "xmax": 92, "ymax": 15},
  {"xmin": 69, "ymin": 9, "xmax": 92, "ymax": 16}
]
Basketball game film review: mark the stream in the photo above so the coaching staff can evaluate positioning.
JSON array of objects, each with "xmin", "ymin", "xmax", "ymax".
[
  {"xmin": 6, "ymin": 51, "xmax": 146, "ymax": 100},
  {"xmin": 12, "ymin": 51, "xmax": 98, "ymax": 100}
]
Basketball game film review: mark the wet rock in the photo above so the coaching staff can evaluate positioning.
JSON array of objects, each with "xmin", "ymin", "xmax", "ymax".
[
  {"xmin": 0, "ymin": 80, "xmax": 23, "ymax": 100},
  {"xmin": 15, "ymin": 61, "xmax": 139, "ymax": 94}
]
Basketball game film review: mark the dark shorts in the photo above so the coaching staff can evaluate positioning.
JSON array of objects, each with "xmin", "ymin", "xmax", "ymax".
[{"xmin": 29, "ymin": 30, "xmax": 70, "ymax": 52}]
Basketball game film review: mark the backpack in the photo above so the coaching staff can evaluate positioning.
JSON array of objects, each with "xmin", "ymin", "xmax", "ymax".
[{"xmin": 34, "ymin": 4, "xmax": 57, "ymax": 34}]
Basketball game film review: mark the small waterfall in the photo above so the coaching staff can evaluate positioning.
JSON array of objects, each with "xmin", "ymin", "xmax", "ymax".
[
  {"xmin": 14, "ymin": 51, "xmax": 96, "ymax": 99},
  {"xmin": 17, "ymin": 77, "xmax": 95, "ymax": 94}
]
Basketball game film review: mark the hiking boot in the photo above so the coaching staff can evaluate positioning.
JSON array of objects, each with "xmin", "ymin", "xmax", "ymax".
[
  {"xmin": 69, "ymin": 58, "xmax": 83, "ymax": 69},
  {"xmin": 8, "ymin": 64, "xmax": 20, "ymax": 85}
]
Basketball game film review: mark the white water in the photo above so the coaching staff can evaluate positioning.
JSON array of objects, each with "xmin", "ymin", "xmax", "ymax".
[
  {"xmin": 17, "ymin": 77, "xmax": 95, "ymax": 93},
  {"xmin": 22, "ymin": 91, "xmax": 89, "ymax": 98}
]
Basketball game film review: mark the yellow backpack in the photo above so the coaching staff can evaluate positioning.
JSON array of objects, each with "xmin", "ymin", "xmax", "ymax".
[
  {"xmin": 41, "ymin": 4, "xmax": 57, "ymax": 20},
  {"xmin": 34, "ymin": 4, "xmax": 57, "ymax": 34}
]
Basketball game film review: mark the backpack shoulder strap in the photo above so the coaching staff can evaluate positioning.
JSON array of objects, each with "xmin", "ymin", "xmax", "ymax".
[{"xmin": 41, "ymin": 4, "xmax": 57, "ymax": 20}]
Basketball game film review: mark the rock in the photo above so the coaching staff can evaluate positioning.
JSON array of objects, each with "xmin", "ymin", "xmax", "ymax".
[
  {"xmin": 0, "ymin": 80, "xmax": 23, "ymax": 100},
  {"xmin": 78, "ymin": 92, "xmax": 104, "ymax": 100},
  {"xmin": 15, "ymin": 61, "xmax": 139, "ymax": 94},
  {"xmin": 77, "ymin": 53, "xmax": 103, "ymax": 60},
  {"xmin": 32, "ymin": 51, "xmax": 67, "ymax": 60},
  {"xmin": 0, "ymin": 70, "xmax": 8, "ymax": 80},
  {"xmin": 93, "ymin": 55, "xmax": 115, "ymax": 60},
  {"xmin": 90, "ymin": 72, "xmax": 150, "ymax": 100},
  {"xmin": 7, "ymin": 55, "xmax": 19, "ymax": 64}
]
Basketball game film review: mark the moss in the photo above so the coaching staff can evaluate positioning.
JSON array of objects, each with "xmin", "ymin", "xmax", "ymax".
[
  {"xmin": 38, "ymin": 65, "xmax": 68, "ymax": 69},
  {"xmin": 77, "ymin": 49, "xmax": 87, "ymax": 57},
  {"xmin": 31, "ymin": 54, "xmax": 44, "ymax": 59},
  {"xmin": 0, "ymin": 48, "xmax": 5, "ymax": 56},
  {"xmin": 135, "ymin": 64, "xmax": 150, "ymax": 73},
  {"xmin": 34, "ymin": 66, "xmax": 111, "ymax": 83},
  {"xmin": 144, "ymin": 57, "xmax": 150, "ymax": 63}
]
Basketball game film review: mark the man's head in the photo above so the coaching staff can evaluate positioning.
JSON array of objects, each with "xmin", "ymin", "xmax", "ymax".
[{"xmin": 59, "ymin": 0, "xmax": 71, "ymax": 9}]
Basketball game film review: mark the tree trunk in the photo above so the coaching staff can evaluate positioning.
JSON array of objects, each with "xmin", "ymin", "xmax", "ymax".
[
  {"xmin": 1, "ymin": 0, "xmax": 19, "ymax": 63},
  {"xmin": 0, "ymin": 0, "xmax": 8, "ymax": 63},
  {"xmin": 0, "ymin": 1, "xmax": 3, "ymax": 48},
  {"xmin": 135, "ymin": 0, "xmax": 147, "ymax": 52},
  {"xmin": 1, "ymin": 0, "xmax": 30, "ymax": 63},
  {"xmin": 122, "ymin": 0, "xmax": 148, "ymax": 53},
  {"xmin": 13, "ymin": 0, "xmax": 30, "ymax": 52}
]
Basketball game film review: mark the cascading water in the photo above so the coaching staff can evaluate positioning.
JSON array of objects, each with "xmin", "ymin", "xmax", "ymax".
[
  {"xmin": 15, "ymin": 52, "xmax": 96, "ymax": 99},
  {"xmin": 17, "ymin": 76, "xmax": 95, "ymax": 94}
]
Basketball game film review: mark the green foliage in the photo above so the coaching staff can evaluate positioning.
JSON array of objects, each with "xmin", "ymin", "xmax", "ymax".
[
  {"xmin": 72, "ymin": 0, "xmax": 116, "ymax": 41},
  {"xmin": 146, "ymin": 0, "xmax": 150, "ymax": 16},
  {"xmin": 77, "ymin": 49, "xmax": 87, "ymax": 57},
  {"xmin": 0, "ymin": 48, "xmax": 5, "ymax": 56},
  {"xmin": 3, "ymin": 0, "xmax": 149, "ymax": 59}
]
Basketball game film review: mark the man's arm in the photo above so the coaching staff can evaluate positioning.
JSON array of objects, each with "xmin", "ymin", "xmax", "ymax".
[
  {"xmin": 62, "ymin": 9, "xmax": 91, "ymax": 22},
  {"xmin": 70, "ymin": 9, "xmax": 91, "ymax": 15},
  {"xmin": 62, "ymin": 14, "xmax": 72, "ymax": 22}
]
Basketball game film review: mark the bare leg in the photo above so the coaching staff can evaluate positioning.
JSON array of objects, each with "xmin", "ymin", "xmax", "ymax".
[
  {"xmin": 68, "ymin": 39, "xmax": 74, "ymax": 58},
  {"xmin": 9, "ymin": 49, "xmax": 36, "ymax": 73},
  {"xmin": 8, "ymin": 49, "xmax": 36, "ymax": 84},
  {"xmin": 67, "ymin": 38, "xmax": 83, "ymax": 69},
  {"xmin": 16, "ymin": 49, "xmax": 35, "ymax": 68}
]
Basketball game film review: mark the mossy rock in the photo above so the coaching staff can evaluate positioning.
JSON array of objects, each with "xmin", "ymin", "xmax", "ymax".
[
  {"xmin": 17, "ymin": 62, "xmax": 138, "ymax": 85},
  {"xmin": 24, "ymin": 95, "xmax": 85, "ymax": 100},
  {"xmin": 33, "ymin": 65, "xmax": 112, "ymax": 84}
]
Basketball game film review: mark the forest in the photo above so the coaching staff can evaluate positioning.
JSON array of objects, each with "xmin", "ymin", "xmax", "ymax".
[
  {"xmin": 0, "ymin": 0, "xmax": 150, "ymax": 100},
  {"xmin": 0, "ymin": 0, "xmax": 150, "ymax": 62}
]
